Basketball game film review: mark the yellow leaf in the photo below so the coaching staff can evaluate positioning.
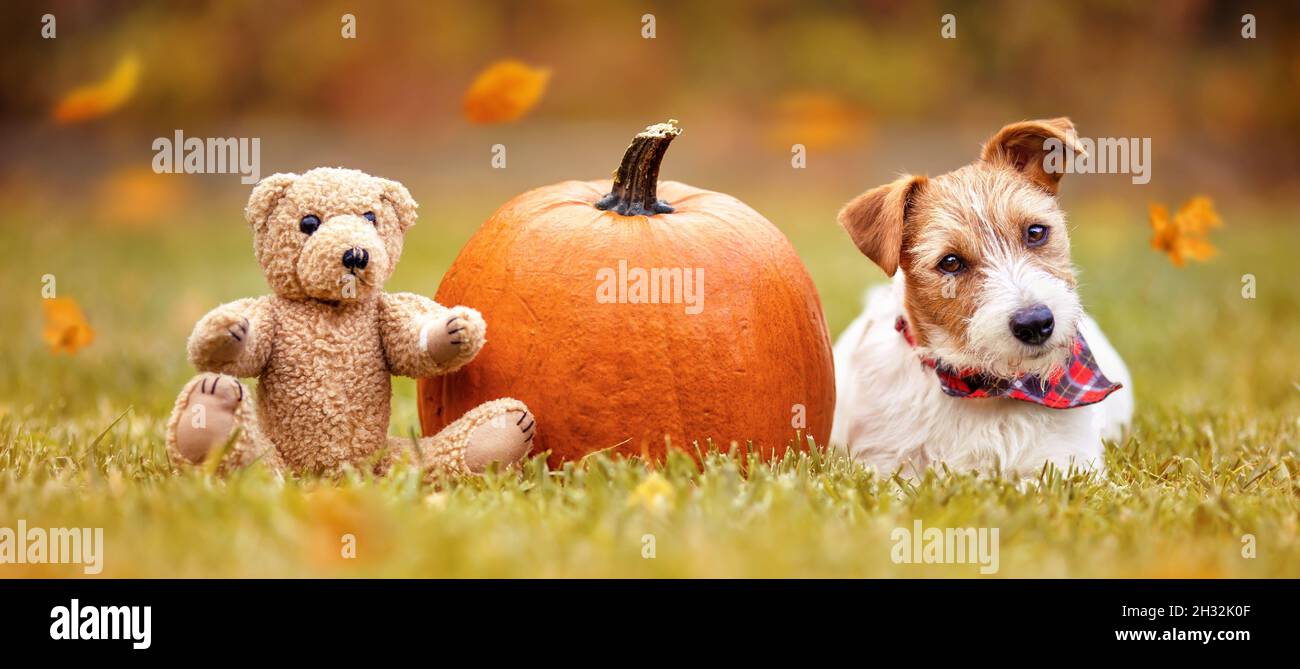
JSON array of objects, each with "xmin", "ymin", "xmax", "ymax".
[
  {"xmin": 1178, "ymin": 236, "xmax": 1218, "ymax": 263},
  {"xmin": 1174, "ymin": 196, "xmax": 1222, "ymax": 233},
  {"xmin": 1148, "ymin": 203, "xmax": 1172, "ymax": 252},
  {"xmin": 1148, "ymin": 196, "xmax": 1222, "ymax": 266},
  {"xmin": 42, "ymin": 297, "xmax": 95, "ymax": 354},
  {"xmin": 462, "ymin": 60, "xmax": 550, "ymax": 124},
  {"xmin": 627, "ymin": 472, "xmax": 675, "ymax": 513},
  {"xmin": 52, "ymin": 53, "xmax": 140, "ymax": 124},
  {"xmin": 302, "ymin": 488, "xmax": 390, "ymax": 570}
]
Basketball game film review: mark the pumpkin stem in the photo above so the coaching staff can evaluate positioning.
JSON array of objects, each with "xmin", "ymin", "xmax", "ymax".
[{"xmin": 595, "ymin": 120, "xmax": 681, "ymax": 216}]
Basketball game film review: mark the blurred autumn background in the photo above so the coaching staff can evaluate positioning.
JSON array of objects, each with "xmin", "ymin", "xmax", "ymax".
[
  {"xmin": 1, "ymin": 0, "xmax": 1299, "ymax": 579},
  {"xmin": 1, "ymin": 0, "xmax": 1297, "ymax": 410},
  {"xmin": 4, "ymin": 0, "xmax": 1299, "ymax": 216}
]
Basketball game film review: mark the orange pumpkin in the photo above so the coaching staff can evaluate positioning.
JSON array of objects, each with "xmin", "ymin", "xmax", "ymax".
[{"xmin": 419, "ymin": 121, "xmax": 835, "ymax": 464}]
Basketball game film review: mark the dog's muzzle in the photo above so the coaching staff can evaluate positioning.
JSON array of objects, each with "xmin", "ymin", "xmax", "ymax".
[{"xmin": 1009, "ymin": 304, "xmax": 1054, "ymax": 345}]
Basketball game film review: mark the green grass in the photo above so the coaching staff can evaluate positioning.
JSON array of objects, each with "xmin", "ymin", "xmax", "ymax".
[{"xmin": 1, "ymin": 196, "xmax": 1298, "ymax": 578}]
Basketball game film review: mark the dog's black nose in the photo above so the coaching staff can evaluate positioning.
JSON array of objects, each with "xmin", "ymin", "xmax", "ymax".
[
  {"xmin": 1010, "ymin": 304, "xmax": 1054, "ymax": 345},
  {"xmin": 341, "ymin": 247, "xmax": 369, "ymax": 270}
]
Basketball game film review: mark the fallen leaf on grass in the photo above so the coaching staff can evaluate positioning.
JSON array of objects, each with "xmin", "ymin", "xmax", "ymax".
[
  {"xmin": 627, "ymin": 472, "xmax": 675, "ymax": 513},
  {"xmin": 302, "ymin": 488, "xmax": 391, "ymax": 570}
]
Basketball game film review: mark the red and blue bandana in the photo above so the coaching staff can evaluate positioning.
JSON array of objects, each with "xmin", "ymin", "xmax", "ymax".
[{"xmin": 895, "ymin": 316, "xmax": 1121, "ymax": 410}]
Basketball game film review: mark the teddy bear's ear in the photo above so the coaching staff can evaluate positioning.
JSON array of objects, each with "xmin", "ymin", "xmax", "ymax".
[
  {"xmin": 244, "ymin": 173, "xmax": 298, "ymax": 229},
  {"xmin": 380, "ymin": 178, "xmax": 419, "ymax": 231}
]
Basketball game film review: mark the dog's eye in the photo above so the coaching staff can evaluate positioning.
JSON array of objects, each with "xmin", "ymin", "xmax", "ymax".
[
  {"xmin": 299, "ymin": 215, "xmax": 321, "ymax": 235},
  {"xmin": 937, "ymin": 254, "xmax": 966, "ymax": 275},
  {"xmin": 363, "ymin": 211, "xmax": 376, "ymax": 224},
  {"xmin": 1025, "ymin": 224, "xmax": 1049, "ymax": 247}
]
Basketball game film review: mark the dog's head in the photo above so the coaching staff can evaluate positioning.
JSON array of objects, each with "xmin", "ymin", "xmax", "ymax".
[
  {"xmin": 840, "ymin": 118, "xmax": 1088, "ymax": 379},
  {"xmin": 244, "ymin": 167, "xmax": 418, "ymax": 303}
]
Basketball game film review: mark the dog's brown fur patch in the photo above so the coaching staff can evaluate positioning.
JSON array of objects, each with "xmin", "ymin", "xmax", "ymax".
[
  {"xmin": 900, "ymin": 163, "xmax": 1073, "ymax": 347},
  {"xmin": 841, "ymin": 118, "xmax": 1086, "ymax": 357}
]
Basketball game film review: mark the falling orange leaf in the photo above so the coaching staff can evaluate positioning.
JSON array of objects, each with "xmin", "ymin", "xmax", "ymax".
[
  {"xmin": 766, "ymin": 92, "xmax": 869, "ymax": 151},
  {"xmin": 52, "ymin": 53, "xmax": 140, "ymax": 124},
  {"xmin": 98, "ymin": 166, "xmax": 189, "ymax": 226},
  {"xmin": 462, "ymin": 59, "xmax": 550, "ymax": 124},
  {"xmin": 1149, "ymin": 196, "xmax": 1222, "ymax": 267},
  {"xmin": 42, "ymin": 297, "xmax": 95, "ymax": 354}
]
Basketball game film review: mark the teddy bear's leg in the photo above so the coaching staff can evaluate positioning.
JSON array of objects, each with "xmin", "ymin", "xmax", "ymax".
[
  {"xmin": 390, "ymin": 398, "xmax": 535, "ymax": 479},
  {"xmin": 165, "ymin": 373, "xmax": 282, "ymax": 475}
]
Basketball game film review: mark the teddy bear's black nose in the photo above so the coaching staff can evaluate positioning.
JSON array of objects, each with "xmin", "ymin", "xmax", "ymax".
[
  {"xmin": 1009, "ymin": 304, "xmax": 1054, "ymax": 345},
  {"xmin": 341, "ymin": 247, "xmax": 369, "ymax": 271}
]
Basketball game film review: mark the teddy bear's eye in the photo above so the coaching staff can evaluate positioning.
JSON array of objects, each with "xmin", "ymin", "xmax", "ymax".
[
  {"xmin": 363, "ymin": 211, "xmax": 376, "ymax": 224},
  {"xmin": 299, "ymin": 215, "xmax": 321, "ymax": 235}
]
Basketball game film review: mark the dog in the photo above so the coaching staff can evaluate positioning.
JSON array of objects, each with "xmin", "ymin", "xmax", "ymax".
[{"xmin": 830, "ymin": 118, "xmax": 1133, "ymax": 478}]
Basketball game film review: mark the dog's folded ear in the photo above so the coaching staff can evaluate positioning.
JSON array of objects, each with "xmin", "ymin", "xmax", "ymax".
[
  {"xmin": 981, "ymin": 117, "xmax": 1085, "ymax": 195},
  {"xmin": 838, "ymin": 174, "xmax": 927, "ymax": 277}
]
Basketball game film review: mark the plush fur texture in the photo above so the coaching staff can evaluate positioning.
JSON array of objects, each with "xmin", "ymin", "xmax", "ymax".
[
  {"xmin": 831, "ymin": 119, "xmax": 1133, "ymax": 478},
  {"xmin": 165, "ymin": 167, "xmax": 535, "ymax": 479}
]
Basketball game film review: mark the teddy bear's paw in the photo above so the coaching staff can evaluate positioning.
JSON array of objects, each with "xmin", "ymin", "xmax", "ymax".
[
  {"xmin": 196, "ymin": 312, "xmax": 251, "ymax": 363},
  {"xmin": 424, "ymin": 308, "xmax": 485, "ymax": 366},
  {"xmin": 173, "ymin": 374, "xmax": 244, "ymax": 464},
  {"xmin": 463, "ymin": 406, "xmax": 535, "ymax": 474}
]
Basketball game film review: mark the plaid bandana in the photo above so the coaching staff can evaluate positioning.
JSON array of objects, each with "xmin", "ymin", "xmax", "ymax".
[{"xmin": 895, "ymin": 316, "xmax": 1121, "ymax": 409}]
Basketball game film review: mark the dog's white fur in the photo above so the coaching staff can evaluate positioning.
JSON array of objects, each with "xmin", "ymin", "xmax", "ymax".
[{"xmin": 831, "ymin": 273, "xmax": 1133, "ymax": 478}]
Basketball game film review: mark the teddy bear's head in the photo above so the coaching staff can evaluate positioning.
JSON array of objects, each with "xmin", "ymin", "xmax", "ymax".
[{"xmin": 243, "ymin": 167, "xmax": 418, "ymax": 302}]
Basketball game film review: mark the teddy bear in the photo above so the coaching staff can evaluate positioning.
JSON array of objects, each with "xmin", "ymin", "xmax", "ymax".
[{"xmin": 164, "ymin": 167, "xmax": 535, "ymax": 478}]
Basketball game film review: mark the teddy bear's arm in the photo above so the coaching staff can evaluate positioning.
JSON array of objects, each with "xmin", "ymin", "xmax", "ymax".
[
  {"xmin": 187, "ymin": 297, "xmax": 274, "ymax": 378},
  {"xmin": 379, "ymin": 292, "xmax": 487, "ymax": 378}
]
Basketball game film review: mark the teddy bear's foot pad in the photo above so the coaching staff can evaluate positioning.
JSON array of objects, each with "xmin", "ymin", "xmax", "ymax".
[
  {"xmin": 173, "ymin": 374, "xmax": 244, "ymax": 464},
  {"xmin": 464, "ymin": 406, "xmax": 536, "ymax": 473}
]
